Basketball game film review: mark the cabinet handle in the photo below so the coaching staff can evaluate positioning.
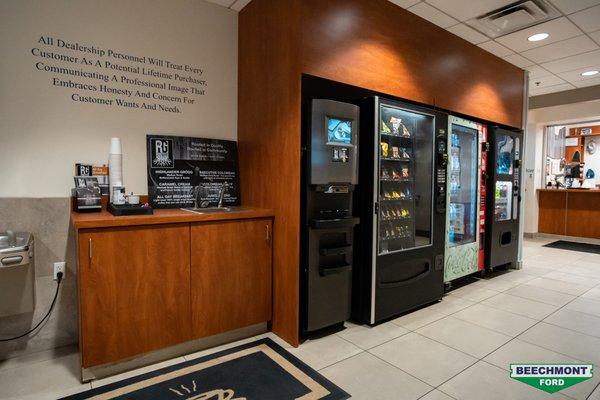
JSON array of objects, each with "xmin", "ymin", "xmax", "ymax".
[
  {"xmin": 88, "ymin": 238, "xmax": 92, "ymax": 260},
  {"xmin": 265, "ymin": 224, "xmax": 270, "ymax": 242}
]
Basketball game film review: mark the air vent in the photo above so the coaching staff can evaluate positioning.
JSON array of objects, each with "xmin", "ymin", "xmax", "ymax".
[{"xmin": 465, "ymin": 0, "xmax": 561, "ymax": 38}]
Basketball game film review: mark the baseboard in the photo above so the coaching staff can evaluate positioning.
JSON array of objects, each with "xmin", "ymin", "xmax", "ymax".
[{"xmin": 81, "ymin": 323, "xmax": 268, "ymax": 382}]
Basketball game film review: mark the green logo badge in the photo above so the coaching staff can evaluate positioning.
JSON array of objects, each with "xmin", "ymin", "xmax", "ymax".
[{"xmin": 510, "ymin": 364, "xmax": 593, "ymax": 393}]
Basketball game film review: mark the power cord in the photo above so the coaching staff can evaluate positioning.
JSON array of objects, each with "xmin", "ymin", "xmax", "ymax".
[{"xmin": 0, "ymin": 272, "xmax": 63, "ymax": 342}]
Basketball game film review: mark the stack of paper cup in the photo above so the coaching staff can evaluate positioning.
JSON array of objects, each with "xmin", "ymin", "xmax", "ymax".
[{"xmin": 108, "ymin": 138, "xmax": 123, "ymax": 203}]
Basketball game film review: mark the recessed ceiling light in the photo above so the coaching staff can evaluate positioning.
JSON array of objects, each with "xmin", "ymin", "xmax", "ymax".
[
  {"xmin": 528, "ymin": 33, "xmax": 549, "ymax": 42},
  {"xmin": 581, "ymin": 70, "xmax": 599, "ymax": 77}
]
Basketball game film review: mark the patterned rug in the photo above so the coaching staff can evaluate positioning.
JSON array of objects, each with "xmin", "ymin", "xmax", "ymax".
[{"xmin": 61, "ymin": 338, "xmax": 349, "ymax": 399}]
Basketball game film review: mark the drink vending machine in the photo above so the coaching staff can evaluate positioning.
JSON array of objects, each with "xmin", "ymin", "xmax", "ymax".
[
  {"xmin": 443, "ymin": 117, "xmax": 487, "ymax": 284},
  {"xmin": 300, "ymin": 99, "xmax": 361, "ymax": 336},
  {"xmin": 485, "ymin": 126, "xmax": 523, "ymax": 270}
]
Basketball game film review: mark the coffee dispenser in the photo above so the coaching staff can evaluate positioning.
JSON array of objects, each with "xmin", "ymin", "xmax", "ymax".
[{"xmin": 300, "ymin": 99, "xmax": 360, "ymax": 336}]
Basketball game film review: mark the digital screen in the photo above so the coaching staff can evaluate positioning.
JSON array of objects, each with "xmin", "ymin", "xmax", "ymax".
[{"xmin": 327, "ymin": 117, "xmax": 353, "ymax": 145}]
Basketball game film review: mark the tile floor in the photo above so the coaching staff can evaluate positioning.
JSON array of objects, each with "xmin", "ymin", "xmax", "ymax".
[{"xmin": 1, "ymin": 237, "xmax": 600, "ymax": 399}]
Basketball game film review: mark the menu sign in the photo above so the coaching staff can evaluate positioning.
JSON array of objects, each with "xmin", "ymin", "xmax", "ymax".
[{"xmin": 146, "ymin": 135, "xmax": 240, "ymax": 209}]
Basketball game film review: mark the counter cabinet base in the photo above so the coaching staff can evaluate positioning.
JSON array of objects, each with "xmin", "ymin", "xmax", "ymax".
[{"xmin": 81, "ymin": 322, "xmax": 267, "ymax": 382}]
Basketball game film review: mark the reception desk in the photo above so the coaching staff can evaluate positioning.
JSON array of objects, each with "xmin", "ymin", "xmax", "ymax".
[{"xmin": 538, "ymin": 189, "xmax": 600, "ymax": 239}]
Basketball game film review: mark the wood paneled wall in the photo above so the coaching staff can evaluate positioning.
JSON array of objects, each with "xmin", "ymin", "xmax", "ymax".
[
  {"xmin": 238, "ymin": 0, "xmax": 302, "ymax": 346},
  {"xmin": 300, "ymin": 0, "xmax": 525, "ymax": 128},
  {"xmin": 239, "ymin": 0, "xmax": 526, "ymax": 346}
]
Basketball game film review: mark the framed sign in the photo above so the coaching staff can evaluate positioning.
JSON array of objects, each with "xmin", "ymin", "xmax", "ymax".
[{"xmin": 146, "ymin": 135, "xmax": 240, "ymax": 209}]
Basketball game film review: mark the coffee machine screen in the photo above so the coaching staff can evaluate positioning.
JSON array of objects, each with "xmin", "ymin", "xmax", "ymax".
[{"xmin": 310, "ymin": 100, "xmax": 359, "ymax": 185}]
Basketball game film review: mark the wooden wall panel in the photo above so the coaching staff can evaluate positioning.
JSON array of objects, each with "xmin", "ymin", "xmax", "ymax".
[
  {"xmin": 239, "ymin": 0, "xmax": 526, "ymax": 346},
  {"xmin": 566, "ymin": 192, "xmax": 600, "ymax": 239},
  {"xmin": 300, "ymin": 0, "xmax": 525, "ymax": 128},
  {"xmin": 538, "ymin": 190, "xmax": 567, "ymax": 236},
  {"xmin": 238, "ymin": 0, "xmax": 302, "ymax": 346}
]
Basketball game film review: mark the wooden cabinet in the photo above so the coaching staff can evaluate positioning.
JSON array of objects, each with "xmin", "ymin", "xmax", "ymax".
[
  {"xmin": 78, "ymin": 224, "xmax": 192, "ymax": 368},
  {"xmin": 72, "ymin": 209, "xmax": 274, "ymax": 370},
  {"xmin": 191, "ymin": 218, "xmax": 272, "ymax": 337}
]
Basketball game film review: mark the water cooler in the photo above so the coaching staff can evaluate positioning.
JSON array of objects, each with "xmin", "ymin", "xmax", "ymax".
[{"xmin": 300, "ymin": 99, "xmax": 360, "ymax": 336}]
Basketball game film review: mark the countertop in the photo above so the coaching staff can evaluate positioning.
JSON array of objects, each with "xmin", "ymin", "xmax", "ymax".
[
  {"xmin": 537, "ymin": 188, "xmax": 600, "ymax": 193},
  {"xmin": 71, "ymin": 207, "xmax": 274, "ymax": 230}
]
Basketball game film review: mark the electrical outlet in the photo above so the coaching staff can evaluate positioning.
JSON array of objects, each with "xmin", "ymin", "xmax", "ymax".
[{"xmin": 53, "ymin": 262, "xmax": 66, "ymax": 280}]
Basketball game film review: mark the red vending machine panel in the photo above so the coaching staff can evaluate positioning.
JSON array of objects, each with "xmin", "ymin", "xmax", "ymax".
[{"xmin": 479, "ymin": 125, "xmax": 488, "ymax": 271}]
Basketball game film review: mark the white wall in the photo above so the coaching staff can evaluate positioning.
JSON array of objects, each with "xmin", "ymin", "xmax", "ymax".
[
  {"xmin": 524, "ymin": 100, "xmax": 600, "ymax": 234},
  {"xmin": 0, "ymin": 0, "xmax": 237, "ymax": 197}
]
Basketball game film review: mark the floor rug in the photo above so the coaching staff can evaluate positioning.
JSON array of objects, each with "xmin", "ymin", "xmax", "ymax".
[
  {"xmin": 61, "ymin": 338, "xmax": 349, "ymax": 400},
  {"xmin": 543, "ymin": 240, "xmax": 600, "ymax": 255}
]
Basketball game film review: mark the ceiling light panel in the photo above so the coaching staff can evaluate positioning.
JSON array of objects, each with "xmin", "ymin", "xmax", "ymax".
[
  {"xmin": 529, "ymin": 82, "xmax": 576, "ymax": 95},
  {"xmin": 540, "ymin": 49, "xmax": 600, "ymax": 73},
  {"xmin": 520, "ymin": 35, "xmax": 599, "ymax": 63},
  {"xmin": 230, "ymin": 0, "xmax": 251, "ymax": 11},
  {"xmin": 569, "ymin": 4, "xmax": 600, "ymax": 32},
  {"xmin": 425, "ymin": 0, "xmax": 516, "ymax": 21},
  {"xmin": 556, "ymin": 67, "xmax": 600, "ymax": 81},
  {"xmin": 526, "ymin": 64, "xmax": 553, "ymax": 78},
  {"xmin": 529, "ymin": 74, "xmax": 566, "ymax": 89},
  {"xmin": 495, "ymin": 17, "xmax": 582, "ymax": 52},
  {"xmin": 408, "ymin": 2, "xmax": 459, "ymax": 28},
  {"xmin": 478, "ymin": 40, "xmax": 515, "ymax": 57},
  {"xmin": 572, "ymin": 76, "xmax": 600, "ymax": 87},
  {"xmin": 447, "ymin": 23, "xmax": 490, "ymax": 44},
  {"xmin": 549, "ymin": 0, "xmax": 600, "ymax": 15},
  {"xmin": 387, "ymin": 0, "xmax": 420, "ymax": 8},
  {"xmin": 503, "ymin": 53, "xmax": 536, "ymax": 67}
]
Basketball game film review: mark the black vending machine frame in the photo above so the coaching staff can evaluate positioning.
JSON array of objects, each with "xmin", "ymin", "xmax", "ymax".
[
  {"xmin": 353, "ymin": 96, "xmax": 448, "ymax": 325},
  {"xmin": 485, "ymin": 126, "xmax": 523, "ymax": 270}
]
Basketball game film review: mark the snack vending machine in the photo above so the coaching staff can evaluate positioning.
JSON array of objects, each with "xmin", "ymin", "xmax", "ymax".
[
  {"xmin": 485, "ymin": 126, "xmax": 523, "ymax": 270},
  {"xmin": 300, "ymin": 99, "xmax": 360, "ymax": 336},
  {"xmin": 353, "ymin": 97, "xmax": 447, "ymax": 324},
  {"xmin": 443, "ymin": 117, "xmax": 487, "ymax": 283}
]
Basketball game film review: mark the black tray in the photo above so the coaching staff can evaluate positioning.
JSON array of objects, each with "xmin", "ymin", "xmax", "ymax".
[{"xmin": 108, "ymin": 203, "xmax": 154, "ymax": 216}]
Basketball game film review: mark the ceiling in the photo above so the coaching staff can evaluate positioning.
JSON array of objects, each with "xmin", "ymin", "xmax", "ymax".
[{"xmin": 205, "ymin": 0, "xmax": 600, "ymax": 97}]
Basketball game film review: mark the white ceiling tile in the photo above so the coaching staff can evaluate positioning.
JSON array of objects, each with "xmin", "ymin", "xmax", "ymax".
[
  {"xmin": 202, "ymin": 0, "xmax": 234, "ymax": 7},
  {"xmin": 549, "ymin": 0, "xmax": 600, "ymax": 14},
  {"xmin": 557, "ymin": 65, "xmax": 600, "ymax": 82},
  {"xmin": 495, "ymin": 17, "xmax": 583, "ymax": 53},
  {"xmin": 478, "ymin": 40, "xmax": 514, "ymax": 57},
  {"xmin": 446, "ymin": 23, "xmax": 489, "ymax": 44},
  {"xmin": 407, "ymin": 2, "xmax": 458, "ymax": 28},
  {"xmin": 591, "ymin": 30, "xmax": 600, "ymax": 45},
  {"xmin": 541, "ymin": 49, "xmax": 600, "ymax": 72},
  {"xmin": 529, "ymin": 83, "xmax": 576, "ymax": 96},
  {"xmin": 230, "ymin": 0, "xmax": 251, "ymax": 11},
  {"xmin": 387, "ymin": 0, "xmax": 421, "ymax": 8},
  {"xmin": 569, "ymin": 5, "xmax": 600, "ymax": 32},
  {"xmin": 529, "ymin": 74, "xmax": 567, "ymax": 90},
  {"xmin": 572, "ymin": 76, "xmax": 600, "ymax": 87},
  {"xmin": 503, "ymin": 53, "xmax": 535, "ymax": 68},
  {"xmin": 520, "ymin": 35, "xmax": 599, "ymax": 63},
  {"xmin": 525, "ymin": 65, "xmax": 553, "ymax": 78},
  {"xmin": 425, "ymin": 0, "xmax": 515, "ymax": 21}
]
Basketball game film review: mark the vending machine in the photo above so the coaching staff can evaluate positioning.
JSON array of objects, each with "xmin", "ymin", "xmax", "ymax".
[
  {"xmin": 300, "ymin": 99, "xmax": 361, "ymax": 336},
  {"xmin": 353, "ymin": 97, "xmax": 447, "ymax": 324},
  {"xmin": 485, "ymin": 126, "xmax": 523, "ymax": 270},
  {"xmin": 443, "ymin": 117, "xmax": 487, "ymax": 284}
]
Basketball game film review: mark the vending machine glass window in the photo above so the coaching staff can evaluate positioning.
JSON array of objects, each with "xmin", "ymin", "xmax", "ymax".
[
  {"xmin": 448, "ymin": 124, "xmax": 478, "ymax": 247},
  {"xmin": 495, "ymin": 181, "xmax": 512, "ymax": 221},
  {"xmin": 378, "ymin": 105, "xmax": 433, "ymax": 254},
  {"xmin": 496, "ymin": 134, "xmax": 514, "ymax": 175}
]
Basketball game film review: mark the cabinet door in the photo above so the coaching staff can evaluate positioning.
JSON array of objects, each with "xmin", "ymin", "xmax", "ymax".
[
  {"xmin": 78, "ymin": 224, "xmax": 191, "ymax": 368},
  {"xmin": 191, "ymin": 218, "xmax": 272, "ymax": 338}
]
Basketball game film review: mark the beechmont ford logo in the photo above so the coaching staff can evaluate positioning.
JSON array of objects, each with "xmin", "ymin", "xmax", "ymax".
[{"xmin": 510, "ymin": 364, "xmax": 594, "ymax": 393}]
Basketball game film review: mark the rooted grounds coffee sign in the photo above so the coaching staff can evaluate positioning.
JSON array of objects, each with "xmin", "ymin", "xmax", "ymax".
[
  {"xmin": 510, "ymin": 364, "xmax": 593, "ymax": 393},
  {"xmin": 146, "ymin": 135, "xmax": 240, "ymax": 209}
]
